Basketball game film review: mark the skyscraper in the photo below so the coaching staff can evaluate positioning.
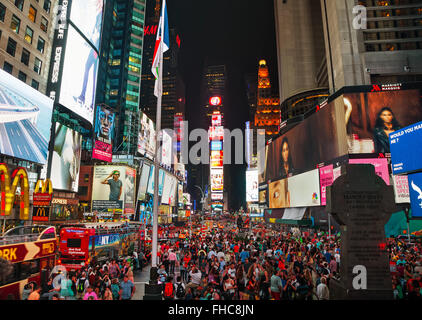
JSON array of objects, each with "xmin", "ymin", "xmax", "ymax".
[
  {"xmin": 95, "ymin": 0, "xmax": 147, "ymax": 156},
  {"xmin": 201, "ymin": 64, "xmax": 227, "ymax": 127}
]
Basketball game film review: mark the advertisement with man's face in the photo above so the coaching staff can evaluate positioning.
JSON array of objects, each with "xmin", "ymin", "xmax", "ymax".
[
  {"xmin": 92, "ymin": 165, "xmax": 132, "ymax": 214},
  {"xmin": 264, "ymin": 99, "xmax": 348, "ymax": 183},
  {"xmin": 59, "ymin": 25, "xmax": 99, "ymax": 124},
  {"xmin": 138, "ymin": 112, "xmax": 156, "ymax": 160},
  {"xmin": 51, "ymin": 123, "xmax": 82, "ymax": 192},
  {"xmin": 93, "ymin": 105, "xmax": 115, "ymax": 162},
  {"xmin": 246, "ymin": 170, "xmax": 259, "ymax": 202},
  {"xmin": 70, "ymin": 0, "xmax": 103, "ymax": 50},
  {"xmin": 269, "ymin": 169, "xmax": 320, "ymax": 209},
  {"xmin": 0, "ymin": 68, "xmax": 53, "ymax": 164},
  {"xmin": 341, "ymin": 88, "xmax": 422, "ymax": 155}
]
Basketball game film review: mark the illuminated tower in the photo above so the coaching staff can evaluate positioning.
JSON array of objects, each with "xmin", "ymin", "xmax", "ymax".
[{"xmin": 254, "ymin": 60, "xmax": 280, "ymax": 138}]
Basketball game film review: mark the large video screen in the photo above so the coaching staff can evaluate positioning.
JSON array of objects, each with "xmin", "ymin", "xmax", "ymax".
[
  {"xmin": 341, "ymin": 88, "xmax": 422, "ymax": 154},
  {"xmin": 246, "ymin": 170, "xmax": 258, "ymax": 202},
  {"xmin": 92, "ymin": 165, "xmax": 134, "ymax": 214},
  {"xmin": 138, "ymin": 112, "xmax": 156, "ymax": 160},
  {"xmin": 263, "ymin": 99, "xmax": 348, "ymax": 184},
  {"xmin": 59, "ymin": 25, "xmax": 99, "ymax": 124},
  {"xmin": 268, "ymin": 169, "xmax": 320, "ymax": 209},
  {"xmin": 138, "ymin": 163, "xmax": 151, "ymax": 201},
  {"xmin": 51, "ymin": 123, "xmax": 82, "ymax": 192},
  {"xmin": 0, "ymin": 68, "xmax": 53, "ymax": 164},
  {"xmin": 161, "ymin": 172, "xmax": 172, "ymax": 205},
  {"xmin": 70, "ymin": 0, "xmax": 103, "ymax": 50},
  {"xmin": 161, "ymin": 130, "xmax": 172, "ymax": 166},
  {"xmin": 93, "ymin": 105, "xmax": 115, "ymax": 162},
  {"xmin": 211, "ymin": 168, "xmax": 224, "ymax": 192}
]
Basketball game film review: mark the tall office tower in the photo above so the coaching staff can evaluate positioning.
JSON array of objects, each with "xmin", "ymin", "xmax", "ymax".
[
  {"xmin": 274, "ymin": 0, "xmax": 330, "ymax": 122},
  {"xmin": 254, "ymin": 60, "xmax": 280, "ymax": 138},
  {"xmin": 201, "ymin": 64, "xmax": 227, "ymax": 127},
  {"xmin": 0, "ymin": 0, "xmax": 57, "ymax": 93},
  {"xmin": 140, "ymin": 22, "xmax": 185, "ymax": 130},
  {"xmin": 321, "ymin": 0, "xmax": 422, "ymax": 93},
  {"xmin": 245, "ymin": 71, "xmax": 258, "ymax": 124},
  {"xmin": 95, "ymin": 0, "xmax": 146, "ymax": 156}
]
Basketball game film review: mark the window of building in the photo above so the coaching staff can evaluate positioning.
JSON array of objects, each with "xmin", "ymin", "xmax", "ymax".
[
  {"xmin": 3, "ymin": 61, "xmax": 13, "ymax": 74},
  {"xmin": 28, "ymin": 5, "xmax": 37, "ymax": 22},
  {"xmin": 21, "ymin": 48, "xmax": 30, "ymax": 65},
  {"xmin": 43, "ymin": 0, "xmax": 51, "ymax": 13},
  {"xmin": 15, "ymin": 0, "xmax": 24, "ymax": 11},
  {"xmin": 24, "ymin": 26, "xmax": 33, "ymax": 44},
  {"xmin": 18, "ymin": 71, "xmax": 27, "ymax": 82},
  {"xmin": 40, "ymin": 16, "xmax": 48, "ymax": 32},
  {"xmin": 10, "ymin": 15, "xmax": 21, "ymax": 33},
  {"xmin": 31, "ymin": 79, "xmax": 39, "ymax": 90},
  {"xmin": 6, "ymin": 37, "xmax": 17, "ymax": 56},
  {"xmin": 37, "ymin": 36, "xmax": 45, "ymax": 53},
  {"xmin": 0, "ymin": 3, "xmax": 6, "ymax": 22},
  {"xmin": 34, "ymin": 57, "xmax": 42, "ymax": 74}
]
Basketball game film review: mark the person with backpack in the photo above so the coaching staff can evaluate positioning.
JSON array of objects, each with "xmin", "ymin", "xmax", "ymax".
[
  {"xmin": 163, "ymin": 276, "xmax": 175, "ymax": 300},
  {"xmin": 76, "ymin": 272, "xmax": 90, "ymax": 300},
  {"xmin": 174, "ymin": 276, "xmax": 186, "ymax": 300}
]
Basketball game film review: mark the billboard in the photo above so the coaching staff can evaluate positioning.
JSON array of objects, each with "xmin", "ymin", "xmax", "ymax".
[
  {"xmin": 211, "ymin": 168, "xmax": 224, "ymax": 192},
  {"xmin": 263, "ymin": 99, "xmax": 347, "ymax": 183},
  {"xmin": 210, "ymin": 151, "xmax": 224, "ymax": 167},
  {"xmin": 138, "ymin": 163, "xmax": 151, "ymax": 201},
  {"xmin": 341, "ymin": 88, "xmax": 422, "ymax": 155},
  {"xmin": 319, "ymin": 165, "xmax": 342, "ymax": 206},
  {"xmin": 408, "ymin": 172, "xmax": 422, "ymax": 218},
  {"xmin": 178, "ymin": 183, "xmax": 184, "ymax": 204},
  {"xmin": 211, "ymin": 141, "xmax": 223, "ymax": 151},
  {"xmin": 246, "ymin": 170, "xmax": 258, "ymax": 202},
  {"xmin": 59, "ymin": 24, "xmax": 99, "ymax": 124},
  {"xmin": 349, "ymin": 158, "xmax": 389, "ymax": 185},
  {"xmin": 138, "ymin": 112, "xmax": 156, "ymax": 160},
  {"xmin": 209, "ymin": 126, "xmax": 224, "ymax": 141},
  {"xmin": 70, "ymin": 0, "xmax": 103, "ymax": 50},
  {"xmin": 212, "ymin": 113, "xmax": 222, "ymax": 126},
  {"xmin": 92, "ymin": 105, "xmax": 115, "ymax": 162},
  {"xmin": 211, "ymin": 193, "xmax": 224, "ymax": 201},
  {"xmin": 268, "ymin": 169, "xmax": 320, "ymax": 209},
  {"xmin": 259, "ymin": 189, "xmax": 267, "ymax": 204},
  {"xmin": 161, "ymin": 173, "xmax": 172, "ymax": 204},
  {"xmin": 390, "ymin": 121, "xmax": 422, "ymax": 175},
  {"xmin": 92, "ymin": 165, "xmax": 135, "ymax": 214},
  {"xmin": 161, "ymin": 130, "xmax": 172, "ymax": 166},
  {"xmin": 392, "ymin": 174, "xmax": 410, "ymax": 204},
  {"xmin": 51, "ymin": 123, "xmax": 82, "ymax": 192},
  {"xmin": 0, "ymin": 68, "xmax": 53, "ymax": 164}
]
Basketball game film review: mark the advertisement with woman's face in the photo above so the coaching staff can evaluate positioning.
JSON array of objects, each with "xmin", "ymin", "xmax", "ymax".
[
  {"xmin": 342, "ymin": 89, "xmax": 422, "ymax": 154},
  {"xmin": 264, "ymin": 100, "xmax": 348, "ymax": 183}
]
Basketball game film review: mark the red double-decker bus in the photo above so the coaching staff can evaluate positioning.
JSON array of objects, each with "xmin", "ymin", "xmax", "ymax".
[
  {"xmin": 0, "ymin": 225, "xmax": 57, "ymax": 300},
  {"xmin": 58, "ymin": 222, "xmax": 141, "ymax": 271}
]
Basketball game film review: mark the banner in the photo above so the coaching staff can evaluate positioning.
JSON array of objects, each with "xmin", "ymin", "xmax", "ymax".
[
  {"xmin": 392, "ymin": 175, "xmax": 410, "ymax": 204},
  {"xmin": 246, "ymin": 170, "xmax": 258, "ymax": 202}
]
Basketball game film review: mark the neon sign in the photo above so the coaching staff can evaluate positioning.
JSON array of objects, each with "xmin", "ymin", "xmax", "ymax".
[
  {"xmin": 210, "ymin": 96, "xmax": 222, "ymax": 106},
  {"xmin": 0, "ymin": 163, "xmax": 29, "ymax": 219}
]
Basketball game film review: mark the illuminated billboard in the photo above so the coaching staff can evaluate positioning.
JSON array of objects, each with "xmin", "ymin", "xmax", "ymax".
[
  {"xmin": 211, "ymin": 113, "xmax": 222, "ymax": 126},
  {"xmin": 59, "ymin": 24, "xmax": 99, "ymax": 124},
  {"xmin": 211, "ymin": 168, "xmax": 224, "ymax": 192},
  {"xmin": 70, "ymin": 0, "xmax": 103, "ymax": 50},
  {"xmin": 92, "ymin": 105, "xmax": 115, "ymax": 162},
  {"xmin": 210, "ymin": 151, "xmax": 224, "ymax": 167},
  {"xmin": 137, "ymin": 163, "xmax": 151, "ymax": 201},
  {"xmin": 211, "ymin": 141, "xmax": 223, "ymax": 151},
  {"xmin": 50, "ymin": 123, "xmax": 82, "ymax": 192},
  {"xmin": 161, "ymin": 130, "xmax": 172, "ymax": 166},
  {"xmin": 138, "ymin": 112, "xmax": 156, "ymax": 160},
  {"xmin": 246, "ymin": 170, "xmax": 258, "ymax": 202},
  {"xmin": 178, "ymin": 183, "xmax": 184, "ymax": 204},
  {"xmin": 210, "ymin": 96, "xmax": 222, "ymax": 106},
  {"xmin": 92, "ymin": 165, "xmax": 136, "ymax": 215},
  {"xmin": 211, "ymin": 193, "xmax": 224, "ymax": 201},
  {"xmin": 0, "ymin": 68, "xmax": 53, "ymax": 164},
  {"xmin": 209, "ymin": 126, "xmax": 224, "ymax": 141}
]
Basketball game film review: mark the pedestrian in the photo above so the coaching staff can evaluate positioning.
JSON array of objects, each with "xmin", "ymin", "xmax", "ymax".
[
  {"xmin": 119, "ymin": 275, "xmax": 135, "ymax": 300},
  {"xmin": 174, "ymin": 276, "xmax": 186, "ymax": 300},
  {"xmin": 83, "ymin": 286, "xmax": 98, "ymax": 300},
  {"xmin": 163, "ymin": 276, "xmax": 175, "ymax": 300},
  {"xmin": 27, "ymin": 283, "xmax": 41, "ymax": 300},
  {"xmin": 316, "ymin": 277, "xmax": 329, "ymax": 300}
]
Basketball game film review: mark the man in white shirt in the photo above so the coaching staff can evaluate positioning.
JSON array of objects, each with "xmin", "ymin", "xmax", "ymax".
[
  {"xmin": 316, "ymin": 277, "xmax": 330, "ymax": 300},
  {"xmin": 186, "ymin": 266, "xmax": 202, "ymax": 291}
]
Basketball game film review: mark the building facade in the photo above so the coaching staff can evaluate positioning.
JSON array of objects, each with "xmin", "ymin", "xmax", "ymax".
[{"xmin": 0, "ymin": 0, "xmax": 57, "ymax": 93}]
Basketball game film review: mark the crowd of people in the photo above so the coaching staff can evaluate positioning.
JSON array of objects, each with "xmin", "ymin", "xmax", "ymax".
[{"xmin": 19, "ymin": 215, "xmax": 422, "ymax": 300}]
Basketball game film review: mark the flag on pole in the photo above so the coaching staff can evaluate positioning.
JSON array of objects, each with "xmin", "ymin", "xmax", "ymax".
[{"xmin": 152, "ymin": 0, "xmax": 169, "ymax": 98}]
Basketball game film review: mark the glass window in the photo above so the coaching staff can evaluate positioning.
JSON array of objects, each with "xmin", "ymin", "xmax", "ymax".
[
  {"xmin": 15, "ymin": 0, "xmax": 24, "ymax": 11},
  {"xmin": 24, "ymin": 26, "xmax": 33, "ymax": 44},
  {"xmin": 6, "ymin": 37, "xmax": 17, "ymax": 56},
  {"xmin": 40, "ymin": 16, "xmax": 48, "ymax": 32},
  {"xmin": 21, "ymin": 48, "xmax": 30, "ymax": 65},
  {"xmin": 31, "ymin": 79, "xmax": 39, "ymax": 90},
  {"xmin": 43, "ymin": 0, "xmax": 51, "ymax": 13},
  {"xmin": 0, "ymin": 3, "xmax": 6, "ymax": 22},
  {"xmin": 3, "ymin": 61, "xmax": 13, "ymax": 74},
  {"xmin": 18, "ymin": 71, "xmax": 27, "ymax": 82},
  {"xmin": 37, "ymin": 37, "xmax": 45, "ymax": 53},
  {"xmin": 34, "ymin": 58, "xmax": 42, "ymax": 74},
  {"xmin": 28, "ymin": 5, "xmax": 37, "ymax": 22},
  {"xmin": 10, "ymin": 15, "xmax": 21, "ymax": 34}
]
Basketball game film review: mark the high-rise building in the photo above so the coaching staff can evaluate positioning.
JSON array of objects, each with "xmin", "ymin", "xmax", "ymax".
[
  {"xmin": 0, "ymin": 0, "xmax": 57, "ymax": 94},
  {"xmin": 274, "ymin": 0, "xmax": 330, "ymax": 122},
  {"xmin": 321, "ymin": 0, "xmax": 422, "ymax": 92},
  {"xmin": 254, "ymin": 60, "xmax": 280, "ymax": 138},
  {"xmin": 201, "ymin": 64, "xmax": 227, "ymax": 127},
  {"xmin": 95, "ymin": 0, "xmax": 147, "ymax": 156}
]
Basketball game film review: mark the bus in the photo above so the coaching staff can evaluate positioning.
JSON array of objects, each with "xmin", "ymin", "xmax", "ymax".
[
  {"xmin": 58, "ymin": 222, "xmax": 141, "ymax": 271},
  {"xmin": 0, "ymin": 225, "xmax": 57, "ymax": 300}
]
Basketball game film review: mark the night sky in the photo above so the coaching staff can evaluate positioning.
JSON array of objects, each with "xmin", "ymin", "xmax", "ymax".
[{"xmin": 165, "ymin": 0, "xmax": 279, "ymax": 210}]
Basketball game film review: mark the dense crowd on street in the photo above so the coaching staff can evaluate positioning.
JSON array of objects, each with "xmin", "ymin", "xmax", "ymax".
[{"xmin": 20, "ymin": 215, "xmax": 422, "ymax": 300}]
